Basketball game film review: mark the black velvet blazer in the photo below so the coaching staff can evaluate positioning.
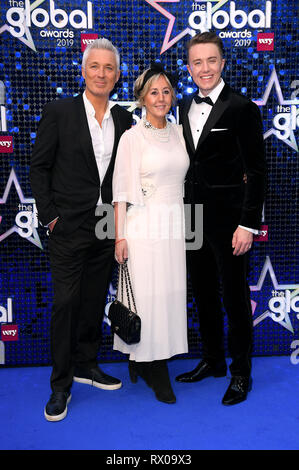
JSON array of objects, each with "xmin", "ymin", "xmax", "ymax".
[{"xmin": 179, "ymin": 83, "xmax": 267, "ymax": 230}]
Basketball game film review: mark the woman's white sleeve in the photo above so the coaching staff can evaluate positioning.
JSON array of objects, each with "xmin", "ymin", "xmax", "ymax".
[{"xmin": 112, "ymin": 130, "xmax": 144, "ymax": 206}]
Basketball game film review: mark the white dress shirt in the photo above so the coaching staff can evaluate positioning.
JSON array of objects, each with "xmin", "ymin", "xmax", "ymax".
[
  {"xmin": 188, "ymin": 78, "xmax": 258, "ymax": 235},
  {"xmin": 47, "ymin": 93, "xmax": 116, "ymax": 228},
  {"xmin": 83, "ymin": 91, "xmax": 115, "ymax": 205},
  {"xmin": 189, "ymin": 78, "xmax": 225, "ymax": 149}
]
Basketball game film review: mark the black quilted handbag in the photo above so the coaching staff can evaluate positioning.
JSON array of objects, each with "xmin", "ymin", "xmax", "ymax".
[{"xmin": 108, "ymin": 261, "xmax": 141, "ymax": 344}]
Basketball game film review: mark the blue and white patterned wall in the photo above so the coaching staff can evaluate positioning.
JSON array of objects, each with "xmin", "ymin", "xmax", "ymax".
[{"xmin": 0, "ymin": 1, "xmax": 298, "ymax": 365}]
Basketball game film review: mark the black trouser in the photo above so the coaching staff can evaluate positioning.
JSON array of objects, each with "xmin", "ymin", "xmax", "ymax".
[
  {"xmin": 187, "ymin": 228, "xmax": 253, "ymax": 377},
  {"xmin": 48, "ymin": 215, "xmax": 114, "ymax": 392}
]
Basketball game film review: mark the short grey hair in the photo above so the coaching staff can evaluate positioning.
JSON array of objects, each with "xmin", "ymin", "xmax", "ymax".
[{"xmin": 82, "ymin": 38, "xmax": 120, "ymax": 71}]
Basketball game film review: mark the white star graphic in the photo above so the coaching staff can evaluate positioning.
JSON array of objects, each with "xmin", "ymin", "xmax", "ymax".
[
  {"xmin": 253, "ymin": 68, "xmax": 299, "ymax": 152},
  {"xmin": 0, "ymin": 0, "xmax": 47, "ymax": 52},
  {"xmin": 145, "ymin": 0, "xmax": 228, "ymax": 54},
  {"xmin": 0, "ymin": 168, "xmax": 43, "ymax": 249},
  {"xmin": 250, "ymin": 256, "xmax": 299, "ymax": 333}
]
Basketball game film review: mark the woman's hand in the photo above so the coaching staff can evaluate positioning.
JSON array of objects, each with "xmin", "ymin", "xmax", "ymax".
[{"xmin": 115, "ymin": 239, "xmax": 128, "ymax": 264}]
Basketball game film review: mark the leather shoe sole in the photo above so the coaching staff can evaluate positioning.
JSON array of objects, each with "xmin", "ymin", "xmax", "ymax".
[
  {"xmin": 73, "ymin": 367, "xmax": 122, "ymax": 390},
  {"xmin": 44, "ymin": 394, "xmax": 72, "ymax": 422},
  {"xmin": 73, "ymin": 376, "xmax": 122, "ymax": 390}
]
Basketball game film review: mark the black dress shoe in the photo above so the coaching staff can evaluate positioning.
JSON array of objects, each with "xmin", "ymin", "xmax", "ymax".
[
  {"xmin": 44, "ymin": 391, "xmax": 71, "ymax": 422},
  {"xmin": 175, "ymin": 360, "xmax": 227, "ymax": 383},
  {"xmin": 73, "ymin": 366, "xmax": 122, "ymax": 390},
  {"xmin": 222, "ymin": 376, "xmax": 252, "ymax": 406}
]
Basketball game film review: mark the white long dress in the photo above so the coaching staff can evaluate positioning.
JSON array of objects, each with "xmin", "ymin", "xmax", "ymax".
[{"xmin": 112, "ymin": 119, "xmax": 189, "ymax": 361}]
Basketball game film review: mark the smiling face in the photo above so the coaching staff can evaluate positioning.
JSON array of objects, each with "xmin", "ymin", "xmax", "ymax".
[
  {"xmin": 143, "ymin": 74, "xmax": 173, "ymax": 128},
  {"xmin": 187, "ymin": 42, "xmax": 225, "ymax": 96},
  {"xmin": 82, "ymin": 48, "xmax": 120, "ymax": 100}
]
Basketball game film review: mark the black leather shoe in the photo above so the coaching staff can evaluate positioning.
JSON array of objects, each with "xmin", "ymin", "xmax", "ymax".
[
  {"xmin": 175, "ymin": 360, "xmax": 227, "ymax": 383},
  {"xmin": 44, "ymin": 391, "xmax": 71, "ymax": 422},
  {"xmin": 73, "ymin": 366, "xmax": 122, "ymax": 390},
  {"xmin": 222, "ymin": 376, "xmax": 252, "ymax": 406}
]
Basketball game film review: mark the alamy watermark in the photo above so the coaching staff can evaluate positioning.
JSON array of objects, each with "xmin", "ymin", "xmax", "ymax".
[
  {"xmin": 290, "ymin": 340, "xmax": 299, "ymax": 365},
  {"xmin": 95, "ymin": 203, "xmax": 203, "ymax": 250}
]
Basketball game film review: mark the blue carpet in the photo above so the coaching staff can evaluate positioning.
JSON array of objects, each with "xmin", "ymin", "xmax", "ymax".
[{"xmin": 0, "ymin": 357, "xmax": 298, "ymax": 450}]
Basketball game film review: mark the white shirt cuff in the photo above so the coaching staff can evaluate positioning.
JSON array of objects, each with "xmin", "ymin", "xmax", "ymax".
[{"xmin": 238, "ymin": 225, "xmax": 259, "ymax": 235}]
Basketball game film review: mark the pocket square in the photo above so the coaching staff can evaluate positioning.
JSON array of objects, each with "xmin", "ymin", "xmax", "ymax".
[{"xmin": 211, "ymin": 128, "xmax": 229, "ymax": 132}]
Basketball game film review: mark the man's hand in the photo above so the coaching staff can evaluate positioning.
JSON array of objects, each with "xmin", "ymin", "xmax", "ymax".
[{"xmin": 232, "ymin": 226, "xmax": 253, "ymax": 256}]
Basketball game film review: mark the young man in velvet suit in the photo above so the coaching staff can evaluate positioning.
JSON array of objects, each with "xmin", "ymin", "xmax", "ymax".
[
  {"xmin": 30, "ymin": 39, "xmax": 133, "ymax": 421},
  {"xmin": 176, "ymin": 32, "xmax": 266, "ymax": 405}
]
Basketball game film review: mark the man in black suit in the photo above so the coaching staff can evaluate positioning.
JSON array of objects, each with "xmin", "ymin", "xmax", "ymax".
[
  {"xmin": 176, "ymin": 32, "xmax": 266, "ymax": 405},
  {"xmin": 30, "ymin": 39, "xmax": 132, "ymax": 421}
]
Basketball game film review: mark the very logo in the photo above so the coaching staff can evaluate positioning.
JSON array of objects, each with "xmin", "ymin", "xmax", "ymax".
[
  {"xmin": 0, "ymin": 136, "xmax": 13, "ymax": 153},
  {"xmin": 259, "ymin": 38, "xmax": 273, "ymax": 45},
  {"xmin": 257, "ymin": 33, "xmax": 275, "ymax": 51},
  {"xmin": 81, "ymin": 33, "xmax": 98, "ymax": 52},
  {"xmin": 254, "ymin": 225, "xmax": 268, "ymax": 242},
  {"xmin": 6, "ymin": 0, "xmax": 93, "ymax": 38},
  {"xmin": 1, "ymin": 324, "xmax": 19, "ymax": 342}
]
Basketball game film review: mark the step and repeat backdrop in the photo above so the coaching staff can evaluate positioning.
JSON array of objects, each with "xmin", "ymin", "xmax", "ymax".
[{"xmin": 0, "ymin": 1, "xmax": 298, "ymax": 366}]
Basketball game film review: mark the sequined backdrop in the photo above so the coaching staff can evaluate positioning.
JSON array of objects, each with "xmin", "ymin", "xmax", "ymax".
[{"xmin": 0, "ymin": 1, "xmax": 298, "ymax": 365}]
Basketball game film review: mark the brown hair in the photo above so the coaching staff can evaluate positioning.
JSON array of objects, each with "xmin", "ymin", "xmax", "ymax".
[{"xmin": 187, "ymin": 32, "xmax": 224, "ymax": 61}]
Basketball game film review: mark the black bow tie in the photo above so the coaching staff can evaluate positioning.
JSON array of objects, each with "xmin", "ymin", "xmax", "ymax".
[{"xmin": 193, "ymin": 95, "xmax": 214, "ymax": 106}]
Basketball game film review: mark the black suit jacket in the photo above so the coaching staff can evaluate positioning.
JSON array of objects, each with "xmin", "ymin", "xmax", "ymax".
[
  {"xmin": 179, "ymin": 83, "xmax": 266, "ymax": 230},
  {"xmin": 30, "ymin": 94, "xmax": 133, "ymax": 234}
]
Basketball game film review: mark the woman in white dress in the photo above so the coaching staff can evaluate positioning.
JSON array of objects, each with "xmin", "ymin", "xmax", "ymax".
[{"xmin": 112, "ymin": 64, "xmax": 189, "ymax": 403}]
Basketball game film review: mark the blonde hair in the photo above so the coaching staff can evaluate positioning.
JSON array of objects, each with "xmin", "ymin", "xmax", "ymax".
[{"xmin": 134, "ymin": 70, "xmax": 176, "ymax": 108}]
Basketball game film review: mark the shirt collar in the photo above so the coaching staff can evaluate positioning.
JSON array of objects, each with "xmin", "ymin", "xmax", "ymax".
[
  {"xmin": 83, "ymin": 91, "xmax": 116, "ymax": 120},
  {"xmin": 198, "ymin": 78, "xmax": 225, "ymax": 103}
]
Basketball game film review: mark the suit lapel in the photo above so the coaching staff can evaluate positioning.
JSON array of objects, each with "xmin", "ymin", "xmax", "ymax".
[
  {"xmin": 180, "ymin": 94, "xmax": 196, "ymax": 155},
  {"xmin": 196, "ymin": 84, "xmax": 231, "ymax": 150},
  {"xmin": 75, "ymin": 94, "xmax": 100, "ymax": 185}
]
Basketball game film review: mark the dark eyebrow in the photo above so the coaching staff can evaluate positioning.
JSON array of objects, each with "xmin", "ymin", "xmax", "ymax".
[{"xmin": 194, "ymin": 56, "xmax": 218, "ymax": 61}]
